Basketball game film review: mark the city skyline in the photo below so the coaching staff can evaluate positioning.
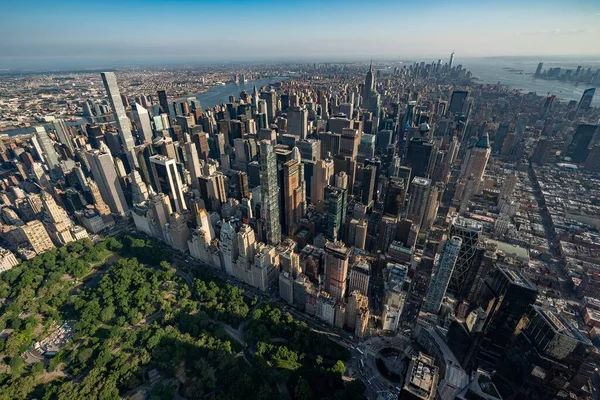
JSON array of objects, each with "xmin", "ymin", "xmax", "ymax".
[{"xmin": 1, "ymin": 0, "xmax": 600, "ymax": 69}]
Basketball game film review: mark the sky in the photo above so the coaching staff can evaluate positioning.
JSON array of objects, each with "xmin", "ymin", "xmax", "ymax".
[{"xmin": 1, "ymin": 0, "xmax": 599, "ymax": 69}]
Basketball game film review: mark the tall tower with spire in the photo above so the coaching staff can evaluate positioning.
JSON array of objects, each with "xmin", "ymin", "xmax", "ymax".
[
  {"xmin": 252, "ymin": 85, "xmax": 259, "ymax": 108},
  {"xmin": 449, "ymin": 50, "xmax": 455, "ymax": 69},
  {"xmin": 363, "ymin": 60, "xmax": 375, "ymax": 106}
]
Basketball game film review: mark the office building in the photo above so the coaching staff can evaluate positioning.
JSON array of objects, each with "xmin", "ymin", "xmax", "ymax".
[
  {"xmin": 405, "ymin": 138, "xmax": 435, "ymax": 178},
  {"xmin": 324, "ymin": 185, "xmax": 347, "ymax": 241},
  {"xmin": 85, "ymin": 149, "xmax": 129, "ymax": 215},
  {"xmin": 459, "ymin": 132, "xmax": 491, "ymax": 195},
  {"xmin": 566, "ymin": 123, "xmax": 597, "ymax": 163},
  {"xmin": 425, "ymin": 237, "xmax": 462, "ymax": 313},
  {"xmin": 287, "ymin": 106, "xmax": 308, "ymax": 139},
  {"xmin": 475, "ymin": 266, "xmax": 538, "ymax": 368},
  {"xmin": 311, "ymin": 158, "xmax": 334, "ymax": 210},
  {"xmin": 447, "ymin": 90, "xmax": 469, "ymax": 117},
  {"xmin": 406, "ymin": 177, "xmax": 432, "ymax": 228},
  {"xmin": 157, "ymin": 89, "xmax": 170, "ymax": 115},
  {"xmin": 498, "ymin": 306, "xmax": 592, "ymax": 400},
  {"xmin": 448, "ymin": 216, "xmax": 483, "ymax": 297},
  {"xmin": 576, "ymin": 88, "xmax": 595, "ymax": 113}
]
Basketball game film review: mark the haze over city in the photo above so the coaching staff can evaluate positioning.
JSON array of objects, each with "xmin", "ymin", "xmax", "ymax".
[{"xmin": 2, "ymin": 0, "xmax": 600, "ymax": 69}]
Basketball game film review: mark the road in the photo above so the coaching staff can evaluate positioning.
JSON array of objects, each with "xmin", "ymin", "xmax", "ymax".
[{"xmin": 528, "ymin": 164, "xmax": 572, "ymax": 296}]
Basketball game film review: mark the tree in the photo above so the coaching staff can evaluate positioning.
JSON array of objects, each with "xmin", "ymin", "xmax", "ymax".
[
  {"xmin": 294, "ymin": 377, "xmax": 312, "ymax": 400},
  {"xmin": 330, "ymin": 360, "xmax": 346, "ymax": 375}
]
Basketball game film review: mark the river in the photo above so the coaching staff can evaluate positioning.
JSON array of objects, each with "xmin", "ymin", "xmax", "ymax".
[{"xmin": 462, "ymin": 57, "xmax": 600, "ymax": 106}]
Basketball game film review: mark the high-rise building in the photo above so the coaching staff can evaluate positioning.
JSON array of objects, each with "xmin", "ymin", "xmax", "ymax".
[
  {"xmin": 340, "ymin": 128, "xmax": 360, "ymax": 159},
  {"xmin": 85, "ymin": 149, "xmax": 129, "ymax": 215},
  {"xmin": 535, "ymin": 62, "xmax": 544, "ymax": 77},
  {"xmin": 566, "ymin": 123, "xmax": 597, "ymax": 163},
  {"xmin": 33, "ymin": 126, "xmax": 61, "ymax": 178},
  {"xmin": 531, "ymin": 137, "xmax": 553, "ymax": 164},
  {"xmin": 576, "ymin": 88, "xmax": 595, "ymax": 113},
  {"xmin": 282, "ymin": 157, "xmax": 303, "ymax": 236},
  {"xmin": 448, "ymin": 216, "xmax": 483, "ymax": 296},
  {"xmin": 260, "ymin": 91, "xmax": 277, "ymax": 123},
  {"xmin": 184, "ymin": 141, "xmax": 202, "ymax": 192},
  {"xmin": 220, "ymin": 220, "xmax": 238, "ymax": 276},
  {"xmin": 459, "ymin": 132, "xmax": 491, "ymax": 194},
  {"xmin": 101, "ymin": 72, "xmax": 135, "ymax": 155},
  {"xmin": 405, "ymin": 138, "xmax": 435, "ymax": 178},
  {"xmin": 324, "ymin": 240, "xmax": 351, "ymax": 300},
  {"xmin": 406, "ymin": 177, "xmax": 432, "ymax": 228},
  {"xmin": 499, "ymin": 173, "xmax": 517, "ymax": 201},
  {"xmin": 475, "ymin": 266, "xmax": 538, "ymax": 368},
  {"xmin": 134, "ymin": 103, "xmax": 154, "ymax": 143},
  {"xmin": 259, "ymin": 140, "xmax": 282, "ymax": 245},
  {"xmin": 349, "ymin": 259, "xmax": 370, "ymax": 296},
  {"xmin": 497, "ymin": 306, "xmax": 592, "ymax": 400},
  {"xmin": 51, "ymin": 119, "xmax": 74, "ymax": 154},
  {"xmin": 324, "ymin": 185, "xmax": 347, "ymax": 241},
  {"xmin": 424, "ymin": 236, "xmax": 462, "ymax": 313},
  {"xmin": 149, "ymin": 155, "xmax": 187, "ymax": 213},
  {"xmin": 41, "ymin": 191, "xmax": 74, "ymax": 245},
  {"xmin": 157, "ymin": 89, "xmax": 170, "ymax": 115},
  {"xmin": 19, "ymin": 220, "xmax": 55, "ymax": 254},
  {"xmin": 287, "ymin": 106, "xmax": 308, "ymax": 139},
  {"xmin": 447, "ymin": 90, "xmax": 469, "ymax": 118},
  {"xmin": 363, "ymin": 62, "xmax": 375, "ymax": 106},
  {"xmin": 360, "ymin": 164, "xmax": 377, "ymax": 207}
]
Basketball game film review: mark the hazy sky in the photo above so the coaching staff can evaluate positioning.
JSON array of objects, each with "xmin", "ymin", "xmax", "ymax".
[{"xmin": 1, "ymin": 0, "xmax": 599, "ymax": 69}]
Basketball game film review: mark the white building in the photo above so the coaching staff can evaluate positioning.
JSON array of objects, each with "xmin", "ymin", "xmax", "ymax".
[{"xmin": 0, "ymin": 247, "xmax": 19, "ymax": 272}]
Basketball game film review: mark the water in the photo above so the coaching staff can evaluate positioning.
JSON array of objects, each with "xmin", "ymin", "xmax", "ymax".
[
  {"xmin": 191, "ymin": 76, "xmax": 288, "ymax": 109},
  {"xmin": 462, "ymin": 57, "xmax": 600, "ymax": 106}
]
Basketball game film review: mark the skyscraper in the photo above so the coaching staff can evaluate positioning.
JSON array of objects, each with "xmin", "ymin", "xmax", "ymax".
[
  {"xmin": 311, "ymin": 158, "xmax": 334, "ymax": 210},
  {"xmin": 282, "ymin": 157, "xmax": 303, "ymax": 236},
  {"xmin": 51, "ymin": 119, "xmax": 74, "ymax": 154},
  {"xmin": 363, "ymin": 61, "xmax": 375, "ymax": 106},
  {"xmin": 260, "ymin": 90, "xmax": 277, "ymax": 124},
  {"xmin": 405, "ymin": 138, "xmax": 434, "ymax": 178},
  {"xmin": 449, "ymin": 50, "xmax": 455, "ymax": 69},
  {"xmin": 448, "ymin": 216, "xmax": 483, "ymax": 296},
  {"xmin": 475, "ymin": 266, "xmax": 538, "ymax": 368},
  {"xmin": 459, "ymin": 132, "xmax": 491, "ymax": 194},
  {"xmin": 425, "ymin": 236, "xmax": 462, "ymax": 313},
  {"xmin": 184, "ymin": 141, "xmax": 202, "ymax": 192},
  {"xmin": 447, "ymin": 90, "xmax": 469, "ymax": 118},
  {"xmin": 406, "ymin": 177, "xmax": 432, "ymax": 228},
  {"xmin": 259, "ymin": 140, "xmax": 282, "ymax": 245},
  {"xmin": 566, "ymin": 123, "xmax": 597, "ymax": 163},
  {"xmin": 33, "ymin": 126, "xmax": 61, "ymax": 179},
  {"xmin": 134, "ymin": 103, "xmax": 154, "ymax": 143},
  {"xmin": 101, "ymin": 72, "xmax": 135, "ymax": 155},
  {"xmin": 287, "ymin": 106, "xmax": 308, "ymax": 139},
  {"xmin": 576, "ymin": 88, "xmax": 595, "ymax": 113},
  {"xmin": 325, "ymin": 185, "xmax": 347, "ymax": 241},
  {"xmin": 324, "ymin": 240, "xmax": 351, "ymax": 300},
  {"xmin": 149, "ymin": 155, "xmax": 187, "ymax": 213},
  {"xmin": 85, "ymin": 149, "xmax": 129, "ymax": 215},
  {"xmin": 157, "ymin": 89, "xmax": 170, "ymax": 116}
]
